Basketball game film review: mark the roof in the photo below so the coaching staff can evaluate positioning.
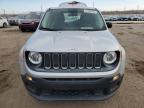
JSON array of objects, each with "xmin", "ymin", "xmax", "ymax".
[
  {"xmin": 47, "ymin": 1, "xmax": 97, "ymax": 11},
  {"xmin": 50, "ymin": 7, "xmax": 96, "ymax": 10}
]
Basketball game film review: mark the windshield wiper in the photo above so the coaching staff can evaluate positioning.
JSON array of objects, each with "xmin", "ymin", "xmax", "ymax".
[{"xmin": 39, "ymin": 27, "xmax": 59, "ymax": 31}]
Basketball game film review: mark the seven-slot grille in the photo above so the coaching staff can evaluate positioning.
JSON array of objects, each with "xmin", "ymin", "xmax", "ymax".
[{"xmin": 44, "ymin": 53, "xmax": 102, "ymax": 70}]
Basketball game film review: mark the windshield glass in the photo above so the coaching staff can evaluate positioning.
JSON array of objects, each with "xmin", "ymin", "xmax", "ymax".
[
  {"xmin": 25, "ymin": 14, "xmax": 41, "ymax": 19},
  {"xmin": 40, "ymin": 9, "xmax": 106, "ymax": 31}
]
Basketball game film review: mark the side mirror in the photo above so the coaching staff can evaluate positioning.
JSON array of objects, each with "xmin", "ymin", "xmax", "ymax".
[{"xmin": 106, "ymin": 22, "xmax": 112, "ymax": 28}]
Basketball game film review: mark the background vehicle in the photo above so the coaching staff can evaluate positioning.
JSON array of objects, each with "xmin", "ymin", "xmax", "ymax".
[
  {"xmin": 19, "ymin": 12, "xmax": 43, "ymax": 32},
  {"xmin": 8, "ymin": 15, "xmax": 25, "ymax": 26},
  {"xmin": 141, "ymin": 16, "xmax": 144, "ymax": 21},
  {"xmin": 117, "ymin": 16, "xmax": 129, "ymax": 21},
  {"xmin": 8, "ymin": 17, "xmax": 19, "ymax": 26},
  {"xmin": 131, "ymin": 16, "xmax": 140, "ymax": 21},
  {"xmin": 109, "ymin": 16, "xmax": 118, "ymax": 21},
  {"xmin": 0, "ymin": 17, "xmax": 9, "ymax": 28}
]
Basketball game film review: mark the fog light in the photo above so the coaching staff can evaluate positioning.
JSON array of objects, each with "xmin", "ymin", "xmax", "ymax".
[
  {"xmin": 113, "ymin": 74, "xmax": 120, "ymax": 81},
  {"xmin": 26, "ymin": 75, "xmax": 32, "ymax": 81}
]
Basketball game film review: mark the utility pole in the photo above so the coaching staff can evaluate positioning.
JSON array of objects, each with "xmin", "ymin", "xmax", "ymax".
[
  {"xmin": 137, "ymin": 5, "xmax": 139, "ymax": 10},
  {"xmin": 124, "ymin": 6, "xmax": 126, "ymax": 11},
  {"xmin": 93, "ymin": 0, "xmax": 95, "ymax": 8},
  {"xmin": 3, "ymin": 9, "xmax": 5, "ymax": 17},
  {"xmin": 41, "ymin": 4, "xmax": 43, "ymax": 12},
  {"xmin": 40, "ymin": 0, "xmax": 43, "ymax": 12}
]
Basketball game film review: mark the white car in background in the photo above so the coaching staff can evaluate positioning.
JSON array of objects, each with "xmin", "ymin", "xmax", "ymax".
[{"xmin": 0, "ymin": 17, "xmax": 9, "ymax": 28}]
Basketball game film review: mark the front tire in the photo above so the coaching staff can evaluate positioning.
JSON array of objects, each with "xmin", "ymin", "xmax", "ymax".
[
  {"xmin": 21, "ymin": 29, "xmax": 26, "ymax": 32},
  {"xmin": 3, "ymin": 23, "xmax": 7, "ymax": 28}
]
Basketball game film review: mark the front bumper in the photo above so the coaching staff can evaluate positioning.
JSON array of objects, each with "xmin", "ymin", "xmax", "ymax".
[
  {"xmin": 19, "ymin": 24, "xmax": 37, "ymax": 30},
  {"xmin": 9, "ymin": 21, "xmax": 18, "ymax": 25},
  {"xmin": 21, "ymin": 74, "xmax": 124, "ymax": 100}
]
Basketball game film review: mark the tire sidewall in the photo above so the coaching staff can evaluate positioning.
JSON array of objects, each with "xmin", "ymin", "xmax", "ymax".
[
  {"xmin": 21, "ymin": 29, "xmax": 26, "ymax": 32},
  {"xmin": 3, "ymin": 23, "xmax": 7, "ymax": 28}
]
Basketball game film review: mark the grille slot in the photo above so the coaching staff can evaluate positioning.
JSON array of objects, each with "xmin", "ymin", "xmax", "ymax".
[
  {"xmin": 52, "ymin": 53, "xmax": 59, "ymax": 69},
  {"xmin": 61, "ymin": 53, "xmax": 68, "ymax": 69},
  {"xmin": 44, "ymin": 53, "xmax": 102, "ymax": 70},
  {"xmin": 78, "ymin": 53, "xmax": 85, "ymax": 69},
  {"xmin": 45, "ymin": 54, "xmax": 51, "ymax": 69},
  {"xmin": 69, "ymin": 54, "xmax": 76, "ymax": 69},
  {"xmin": 86, "ymin": 53, "xmax": 93, "ymax": 69},
  {"xmin": 94, "ymin": 53, "xmax": 102, "ymax": 68}
]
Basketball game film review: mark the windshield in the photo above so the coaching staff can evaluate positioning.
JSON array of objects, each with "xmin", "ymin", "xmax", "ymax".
[
  {"xmin": 40, "ymin": 9, "xmax": 106, "ymax": 31},
  {"xmin": 25, "ymin": 14, "xmax": 41, "ymax": 19}
]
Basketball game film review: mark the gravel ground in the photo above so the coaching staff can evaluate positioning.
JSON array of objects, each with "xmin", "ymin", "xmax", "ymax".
[{"xmin": 0, "ymin": 24, "xmax": 144, "ymax": 108}]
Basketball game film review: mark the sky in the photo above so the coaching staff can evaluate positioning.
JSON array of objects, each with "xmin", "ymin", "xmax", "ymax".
[{"xmin": 0, "ymin": 0, "xmax": 144, "ymax": 14}]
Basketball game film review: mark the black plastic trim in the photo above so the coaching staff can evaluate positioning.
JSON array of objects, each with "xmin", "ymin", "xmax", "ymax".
[{"xmin": 21, "ymin": 74, "xmax": 124, "ymax": 100}]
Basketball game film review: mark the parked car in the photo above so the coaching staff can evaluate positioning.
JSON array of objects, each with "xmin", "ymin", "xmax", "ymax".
[
  {"xmin": 104, "ymin": 16, "xmax": 110, "ymax": 21},
  {"xmin": 130, "ymin": 16, "xmax": 142, "ymax": 21},
  {"xmin": 19, "ymin": 13, "xmax": 42, "ymax": 32},
  {"xmin": 0, "ymin": 17, "xmax": 9, "ymax": 28},
  {"xmin": 109, "ymin": 16, "xmax": 118, "ymax": 21},
  {"xmin": 8, "ymin": 17, "xmax": 18, "ymax": 26},
  {"xmin": 141, "ymin": 16, "xmax": 144, "ymax": 21},
  {"xmin": 8, "ymin": 15, "xmax": 25, "ymax": 26},
  {"xmin": 117, "ymin": 16, "xmax": 129, "ymax": 21},
  {"xmin": 19, "ymin": 1, "xmax": 126, "ymax": 100}
]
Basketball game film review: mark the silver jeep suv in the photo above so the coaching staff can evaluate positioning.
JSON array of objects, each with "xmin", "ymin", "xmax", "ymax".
[{"xmin": 19, "ymin": 1, "xmax": 126, "ymax": 100}]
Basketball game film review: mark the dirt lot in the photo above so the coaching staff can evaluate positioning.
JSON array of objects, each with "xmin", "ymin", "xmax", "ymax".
[{"xmin": 0, "ymin": 24, "xmax": 144, "ymax": 108}]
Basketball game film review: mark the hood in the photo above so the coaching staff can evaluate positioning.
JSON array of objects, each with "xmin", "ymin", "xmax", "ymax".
[
  {"xmin": 20, "ymin": 19, "xmax": 39, "ymax": 23},
  {"xmin": 24, "ymin": 30, "xmax": 121, "ymax": 52}
]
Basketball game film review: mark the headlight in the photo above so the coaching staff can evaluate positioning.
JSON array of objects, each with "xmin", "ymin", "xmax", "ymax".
[
  {"xmin": 31, "ymin": 21, "xmax": 35, "ymax": 24},
  {"xmin": 103, "ymin": 52, "xmax": 117, "ymax": 64},
  {"xmin": 28, "ymin": 52, "xmax": 42, "ymax": 65}
]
